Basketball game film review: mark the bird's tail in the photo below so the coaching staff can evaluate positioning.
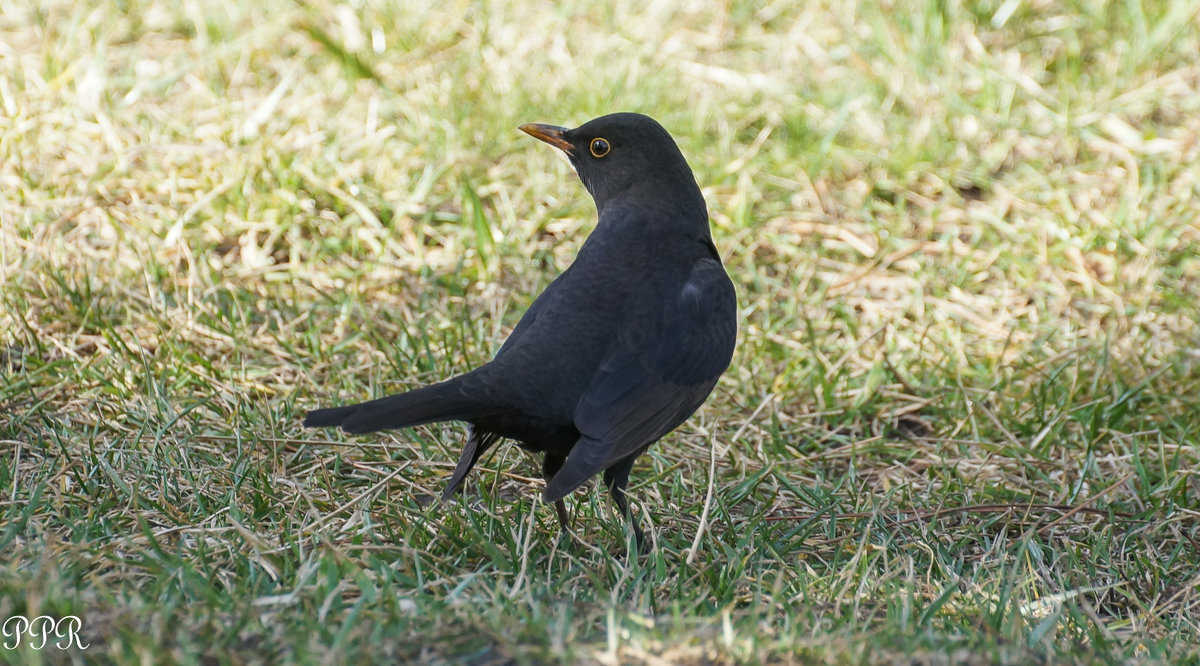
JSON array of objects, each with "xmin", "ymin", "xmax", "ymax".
[{"xmin": 303, "ymin": 378, "xmax": 495, "ymax": 435}]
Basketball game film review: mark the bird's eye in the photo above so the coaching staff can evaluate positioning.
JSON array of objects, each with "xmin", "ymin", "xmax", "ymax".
[{"xmin": 589, "ymin": 138, "xmax": 611, "ymax": 158}]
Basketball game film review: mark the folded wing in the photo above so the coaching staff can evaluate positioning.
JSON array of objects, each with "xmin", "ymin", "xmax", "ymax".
[{"xmin": 543, "ymin": 256, "xmax": 736, "ymax": 502}]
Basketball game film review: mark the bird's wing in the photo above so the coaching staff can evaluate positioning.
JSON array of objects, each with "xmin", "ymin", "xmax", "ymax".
[
  {"xmin": 542, "ymin": 255, "xmax": 736, "ymax": 502},
  {"xmin": 493, "ymin": 270, "xmax": 566, "ymax": 359}
]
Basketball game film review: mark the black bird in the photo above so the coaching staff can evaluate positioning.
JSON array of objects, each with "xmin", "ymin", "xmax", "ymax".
[{"xmin": 304, "ymin": 112, "xmax": 736, "ymax": 547}]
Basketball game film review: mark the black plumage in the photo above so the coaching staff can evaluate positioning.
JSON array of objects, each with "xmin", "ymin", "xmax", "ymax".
[{"xmin": 305, "ymin": 112, "xmax": 737, "ymax": 547}]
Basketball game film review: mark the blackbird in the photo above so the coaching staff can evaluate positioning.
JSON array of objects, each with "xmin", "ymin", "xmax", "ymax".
[{"xmin": 304, "ymin": 112, "xmax": 737, "ymax": 547}]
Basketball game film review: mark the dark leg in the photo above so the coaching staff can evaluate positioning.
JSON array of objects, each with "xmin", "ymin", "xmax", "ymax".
[
  {"xmin": 603, "ymin": 455, "xmax": 647, "ymax": 552},
  {"xmin": 441, "ymin": 427, "xmax": 499, "ymax": 502},
  {"xmin": 541, "ymin": 454, "xmax": 570, "ymax": 530}
]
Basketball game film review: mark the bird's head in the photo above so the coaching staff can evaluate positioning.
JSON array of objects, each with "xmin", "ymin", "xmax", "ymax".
[{"xmin": 520, "ymin": 113, "xmax": 705, "ymax": 219}]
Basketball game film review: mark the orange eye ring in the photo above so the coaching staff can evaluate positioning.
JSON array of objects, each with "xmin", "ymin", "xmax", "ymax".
[{"xmin": 589, "ymin": 137, "xmax": 611, "ymax": 158}]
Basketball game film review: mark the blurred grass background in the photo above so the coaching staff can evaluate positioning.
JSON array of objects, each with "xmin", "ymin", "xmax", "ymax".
[{"xmin": 1, "ymin": 0, "xmax": 1199, "ymax": 663}]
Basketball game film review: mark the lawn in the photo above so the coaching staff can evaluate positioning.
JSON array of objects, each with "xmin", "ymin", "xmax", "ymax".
[{"xmin": 2, "ymin": 0, "xmax": 1199, "ymax": 663}]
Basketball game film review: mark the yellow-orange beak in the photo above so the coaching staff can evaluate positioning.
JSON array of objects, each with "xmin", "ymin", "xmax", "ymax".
[{"xmin": 519, "ymin": 123, "xmax": 573, "ymax": 153}]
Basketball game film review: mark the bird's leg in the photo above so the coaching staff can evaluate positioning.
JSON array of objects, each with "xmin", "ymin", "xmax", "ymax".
[
  {"xmin": 541, "ymin": 454, "xmax": 571, "ymax": 530},
  {"xmin": 442, "ymin": 428, "xmax": 500, "ymax": 502},
  {"xmin": 553, "ymin": 499, "xmax": 569, "ymax": 529},
  {"xmin": 603, "ymin": 458, "xmax": 647, "ymax": 553}
]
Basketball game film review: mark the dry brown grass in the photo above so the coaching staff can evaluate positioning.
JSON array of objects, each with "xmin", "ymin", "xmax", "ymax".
[{"xmin": 2, "ymin": 0, "xmax": 1199, "ymax": 663}]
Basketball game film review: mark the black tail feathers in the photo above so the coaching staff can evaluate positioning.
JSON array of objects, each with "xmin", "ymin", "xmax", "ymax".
[
  {"xmin": 303, "ymin": 381, "xmax": 492, "ymax": 435},
  {"xmin": 303, "ymin": 405, "xmax": 360, "ymax": 428}
]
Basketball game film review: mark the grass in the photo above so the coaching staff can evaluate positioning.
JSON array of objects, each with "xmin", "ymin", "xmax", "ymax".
[{"xmin": 2, "ymin": 0, "xmax": 1199, "ymax": 663}]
